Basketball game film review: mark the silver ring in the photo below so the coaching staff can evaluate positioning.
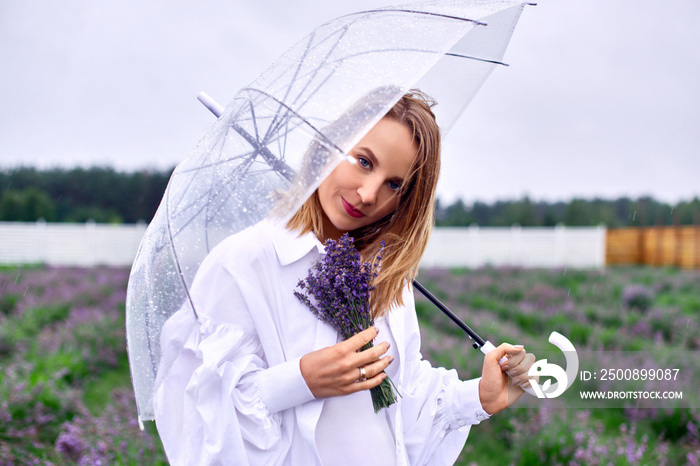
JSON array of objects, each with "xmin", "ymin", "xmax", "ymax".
[{"xmin": 359, "ymin": 367, "xmax": 367, "ymax": 381}]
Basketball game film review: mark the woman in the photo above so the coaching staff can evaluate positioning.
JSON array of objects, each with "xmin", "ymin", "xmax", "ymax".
[{"xmin": 153, "ymin": 91, "xmax": 535, "ymax": 465}]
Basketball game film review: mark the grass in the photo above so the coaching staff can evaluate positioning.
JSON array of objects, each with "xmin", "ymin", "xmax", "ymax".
[{"xmin": 82, "ymin": 358, "xmax": 132, "ymax": 415}]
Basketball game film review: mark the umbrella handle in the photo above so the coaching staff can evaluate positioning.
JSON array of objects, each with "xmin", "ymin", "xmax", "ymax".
[
  {"xmin": 197, "ymin": 91, "xmax": 224, "ymax": 117},
  {"xmin": 480, "ymin": 331, "xmax": 578, "ymax": 398}
]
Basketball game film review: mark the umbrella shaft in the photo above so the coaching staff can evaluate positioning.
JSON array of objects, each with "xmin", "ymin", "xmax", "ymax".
[
  {"xmin": 412, "ymin": 280, "xmax": 485, "ymax": 349},
  {"xmin": 197, "ymin": 92, "xmax": 296, "ymax": 181}
]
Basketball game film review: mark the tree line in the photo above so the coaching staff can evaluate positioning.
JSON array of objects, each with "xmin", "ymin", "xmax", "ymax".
[
  {"xmin": 0, "ymin": 166, "xmax": 698, "ymax": 227},
  {"xmin": 435, "ymin": 196, "xmax": 700, "ymax": 227},
  {"xmin": 0, "ymin": 167, "xmax": 171, "ymax": 223}
]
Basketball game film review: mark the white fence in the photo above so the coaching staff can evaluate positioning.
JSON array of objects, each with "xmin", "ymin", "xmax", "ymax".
[
  {"xmin": 0, "ymin": 221, "xmax": 147, "ymax": 267},
  {"xmin": 0, "ymin": 222, "xmax": 606, "ymax": 269},
  {"xmin": 421, "ymin": 225, "xmax": 606, "ymax": 269}
]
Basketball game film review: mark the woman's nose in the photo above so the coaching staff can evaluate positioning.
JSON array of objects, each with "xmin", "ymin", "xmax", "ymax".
[{"xmin": 357, "ymin": 179, "xmax": 381, "ymax": 205}]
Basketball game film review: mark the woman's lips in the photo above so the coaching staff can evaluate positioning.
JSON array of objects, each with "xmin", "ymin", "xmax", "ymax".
[{"xmin": 341, "ymin": 198, "xmax": 365, "ymax": 218}]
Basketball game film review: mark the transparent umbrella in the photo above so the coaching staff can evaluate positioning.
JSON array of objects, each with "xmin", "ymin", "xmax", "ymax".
[{"xmin": 126, "ymin": 0, "xmax": 536, "ymax": 425}]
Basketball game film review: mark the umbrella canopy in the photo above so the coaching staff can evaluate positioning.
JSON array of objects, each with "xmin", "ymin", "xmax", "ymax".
[{"xmin": 126, "ymin": 0, "xmax": 531, "ymax": 423}]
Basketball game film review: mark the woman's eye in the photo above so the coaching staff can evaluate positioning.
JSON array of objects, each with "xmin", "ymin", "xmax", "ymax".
[
  {"xmin": 357, "ymin": 157, "xmax": 371, "ymax": 168},
  {"xmin": 388, "ymin": 180, "xmax": 402, "ymax": 192}
]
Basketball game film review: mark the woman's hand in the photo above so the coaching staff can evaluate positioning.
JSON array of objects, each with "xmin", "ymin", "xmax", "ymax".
[
  {"xmin": 300, "ymin": 327, "xmax": 393, "ymax": 398},
  {"xmin": 478, "ymin": 343, "xmax": 536, "ymax": 415}
]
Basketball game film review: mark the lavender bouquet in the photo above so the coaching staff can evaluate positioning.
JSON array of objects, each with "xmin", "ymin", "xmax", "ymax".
[{"xmin": 294, "ymin": 233, "xmax": 399, "ymax": 412}]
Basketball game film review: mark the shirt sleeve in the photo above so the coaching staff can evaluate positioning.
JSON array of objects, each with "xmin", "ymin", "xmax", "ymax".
[
  {"xmin": 398, "ymin": 287, "xmax": 491, "ymax": 466},
  {"xmin": 152, "ymin": 240, "xmax": 315, "ymax": 466}
]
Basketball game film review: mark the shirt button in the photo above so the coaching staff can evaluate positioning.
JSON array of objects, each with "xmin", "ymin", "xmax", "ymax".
[{"xmin": 458, "ymin": 419, "xmax": 466, "ymax": 427}]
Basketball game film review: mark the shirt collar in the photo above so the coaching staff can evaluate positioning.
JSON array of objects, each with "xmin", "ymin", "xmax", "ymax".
[{"xmin": 266, "ymin": 219, "xmax": 325, "ymax": 266}]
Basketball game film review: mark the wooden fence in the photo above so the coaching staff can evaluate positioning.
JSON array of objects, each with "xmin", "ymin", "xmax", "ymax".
[{"xmin": 606, "ymin": 226, "xmax": 700, "ymax": 269}]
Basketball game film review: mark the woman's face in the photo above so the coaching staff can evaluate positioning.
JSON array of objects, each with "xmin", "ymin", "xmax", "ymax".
[{"xmin": 317, "ymin": 117, "xmax": 418, "ymax": 241}]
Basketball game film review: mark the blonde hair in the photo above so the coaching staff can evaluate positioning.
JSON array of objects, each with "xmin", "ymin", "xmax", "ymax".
[{"xmin": 288, "ymin": 90, "xmax": 441, "ymax": 318}]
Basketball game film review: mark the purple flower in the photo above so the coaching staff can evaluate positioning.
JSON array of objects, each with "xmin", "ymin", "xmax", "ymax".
[
  {"xmin": 295, "ymin": 234, "xmax": 398, "ymax": 411},
  {"xmin": 295, "ymin": 235, "xmax": 377, "ymax": 339},
  {"xmin": 622, "ymin": 284, "xmax": 654, "ymax": 312},
  {"xmin": 56, "ymin": 427, "xmax": 85, "ymax": 462}
]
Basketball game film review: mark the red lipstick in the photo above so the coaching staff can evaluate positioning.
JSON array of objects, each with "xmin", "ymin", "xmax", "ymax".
[{"xmin": 342, "ymin": 198, "xmax": 365, "ymax": 218}]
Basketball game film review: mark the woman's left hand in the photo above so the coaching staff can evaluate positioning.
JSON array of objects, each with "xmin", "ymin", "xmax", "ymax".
[{"xmin": 477, "ymin": 343, "xmax": 536, "ymax": 415}]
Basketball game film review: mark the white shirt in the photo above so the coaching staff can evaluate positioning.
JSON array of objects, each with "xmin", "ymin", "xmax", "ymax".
[
  {"xmin": 153, "ymin": 219, "xmax": 490, "ymax": 466},
  {"xmin": 314, "ymin": 314, "xmax": 398, "ymax": 466}
]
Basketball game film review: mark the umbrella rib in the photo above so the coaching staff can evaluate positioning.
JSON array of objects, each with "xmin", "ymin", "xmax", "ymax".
[
  {"xmin": 444, "ymin": 52, "xmax": 508, "ymax": 66},
  {"xmin": 202, "ymin": 157, "xmax": 261, "ymax": 250},
  {"xmin": 172, "ymin": 147, "xmax": 277, "ymax": 237},
  {"xmin": 173, "ymin": 147, "xmax": 259, "ymax": 175},
  {"xmin": 166, "ymin": 166, "xmax": 221, "ymax": 220},
  {"xmin": 170, "ymin": 197, "xmax": 220, "ymax": 240},
  {"xmin": 319, "ymin": 48, "xmax": 508, "ymax": 68},
  {"xmin": 199, "ymin": 153, "xmax": 254, "ymax": 252},
  {"xmin": 169, "ymin": 138, "xmax": 263, "ymax": 228},
  {"xmin": 265, "ymin": 25, "xmax": 350, "ymax": 143},
  {"xmin": 172, "ymin": 127, "xmax": 231, "ymax": 187},
  {"xmin": 247, "ymin": 99, "xmax": 262, "ymax": 146},
  {"xmin": 167, "ymin": 136, "xmax": 225, "ymax": 202},
  {"xmin": 257, "ymin": 25, "xmax": 343, "ymax": 116},
  {"xmin": 242, "ymin": 86, "xmax": 347, "ymax": 160},
  {"xmin": 334, "ymin": 9, "xmax": 488, "ymax": 27},
  {"xmin": 284, "ymin": 25, "xmax": 350, "ymax": 114},
  {"xmin": 243, "ymin": 96, "xmax": 283, "ymax": 182},
  {"xmin": 275, "ymin": 115, "xmax": 290, "ymax": 168},
  {"xmin": 231, "ymin": 119, "xmax": 295, "ymax": 181},
  {"xmin": 170, "ymin": 159, "xmax": 255, "ymax": 234},
  {"xmin": 265, "ymin": 37, "xmax": 505, "ymax": 133},
  {"xmin": 164, "ymin": 181, "xmax": 199, "ymax": 323},
  {"xmin": 182, "ymin": 97, "xmax": 295, "ymax": 182},
  {"xmin": 280, "ymin": 31, "xmax": 316, "ymax": 112},
  {"xmin": 291, "ymin": 7, "xmax": 501, "ymax": 111},
  {"xmin": 169, "ymin": 150, "xmax": 249, "ymax": 236},
  {"xmin": 262, "ymin": 31, "xmax": 317, "ymax": 144}
]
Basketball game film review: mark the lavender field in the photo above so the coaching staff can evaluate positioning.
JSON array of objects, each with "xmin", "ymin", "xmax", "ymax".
[
  {"xmin": 0, "ymin": 265, "xmax": 698, "ymax": 464},
  {"xmin": 0, "ymin": 267, "xmax": 165, "ymax": 465},
  {"xmin": 416, "ymin": 266, "xmax": 700, "ymax": 465}
]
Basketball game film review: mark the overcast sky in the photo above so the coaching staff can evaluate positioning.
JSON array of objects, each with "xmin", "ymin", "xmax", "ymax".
[{"xmin": 1, "ymin": 0, "xmax": 698, "ymax": 204}]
